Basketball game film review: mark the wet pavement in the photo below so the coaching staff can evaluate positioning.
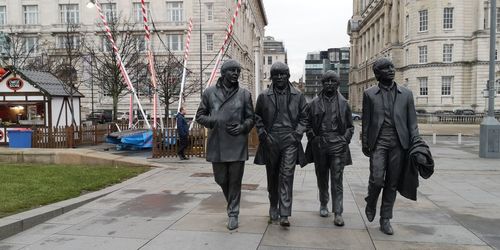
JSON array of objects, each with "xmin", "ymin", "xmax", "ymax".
[{"xmin": 1, "ymin": 125, "xmax": 500, "ymax": 249}]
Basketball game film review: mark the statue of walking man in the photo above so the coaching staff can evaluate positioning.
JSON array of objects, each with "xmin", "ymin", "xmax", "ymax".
[
  {"xmin": 362, "ymin": 58, "xmax": 419, "ymax": 235},
  {"xmin": 254, "ymin": 62, "xmax": 308, "ymax": 227},
  {"xmin": 196, "ymin": 59, "xmax": 255, "ymax": 230},
  {"xmin": 305, "ymin": 70, "xmax": 354, "ymax": 226}
]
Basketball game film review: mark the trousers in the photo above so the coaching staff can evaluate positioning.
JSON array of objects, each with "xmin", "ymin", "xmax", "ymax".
[
  {"xmin": 266, "ymin": 130, "xmax": 297, "ymax": 217},
  {"xmin": 212, "ymin": 161, "xmax": 245, "ymax": 217},
  {"xmin": 314, "ymin": 154, "xmax": 344, "ymax": 214},
  {"xmin": 365, "ymin": 127, "xmax": 404, "ymax": 219}
]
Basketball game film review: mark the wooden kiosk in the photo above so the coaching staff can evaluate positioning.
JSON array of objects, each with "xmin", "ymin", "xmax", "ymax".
[{"xmin": 0, "ymin": 67, "xmax": 83, "ymax": 144}]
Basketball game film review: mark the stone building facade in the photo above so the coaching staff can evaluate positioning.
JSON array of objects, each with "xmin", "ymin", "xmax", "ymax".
[
  {"xmin": 348, "ymin": 0, "xmax": 500, "ymax": 113},
  {"xmin": 261, "ymin": 36, "xmax": 287, "ymax": 90},
  {"xmin": 0, "ymin": 0, "xmax": 267, "ymax": 118}
]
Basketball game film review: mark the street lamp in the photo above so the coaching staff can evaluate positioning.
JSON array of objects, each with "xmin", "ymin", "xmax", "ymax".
[
  {"xmin": 479, "ymin": 0, "xmax": 500, "ymax": 158},
  {"xmin": 87, "ymin": 0, "xmax": 95, "ymax": 9},
  {"xmin": 199, "ymin": 0, "xmax": 203, "ymax": 97}
]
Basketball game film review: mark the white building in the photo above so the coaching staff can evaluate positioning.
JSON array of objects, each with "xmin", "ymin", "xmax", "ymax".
[
  {"xmin": 262, "ymin": 36, "xmax": 287, "ymax": 89},
  {"xmin": 348, "ymin": 0, "xmax": 500, "ymax": 113},
  {"xmin": 0, "ymin": 0, "xmax": 267, "ymax": 118}
]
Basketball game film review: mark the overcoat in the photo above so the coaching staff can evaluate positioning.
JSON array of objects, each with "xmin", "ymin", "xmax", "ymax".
[
  {"xmin": 195, "ymin": 79, "xmax": 255, "ymax": 162},
  {"xmin": 304, "ymin": 91, "xmax": 354, "ymax": 166},
  {"xmin": 253, "ymin": 83, "xmax": 308, "ymax": 166}
]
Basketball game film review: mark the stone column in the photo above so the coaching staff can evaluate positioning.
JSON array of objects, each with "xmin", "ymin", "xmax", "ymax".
[
  {"xmin": 384, "ymin": 0, "xmax": 391, "ymax": 46},
  {"xmin": 391, "ymin": 0, "xmax": 399, "ymax": 44},
  {"xmin": 253, "ymin": 44, "xmax": 261, "ymax": 97}
]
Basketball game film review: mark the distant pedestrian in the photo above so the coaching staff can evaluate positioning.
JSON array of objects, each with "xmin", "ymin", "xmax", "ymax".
[{"xmin": 176, "ymin": 107, "xmax": 189, "ymax": 160}]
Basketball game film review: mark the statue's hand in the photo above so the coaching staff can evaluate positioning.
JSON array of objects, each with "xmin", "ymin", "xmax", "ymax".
[
  {"xmin": 226, "ymin": 123, "xmax": 243, "ymax": 136},
  {"xmin": 258, "ymin": 131, "xmax": 268, "ymax": 142},
  {"xmin": 362, "ymin": 146, "xmax": 371, "ymax": 157}
]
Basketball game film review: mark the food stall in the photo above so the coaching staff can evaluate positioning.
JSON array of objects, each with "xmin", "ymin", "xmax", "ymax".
[{"xmin": 0, "ymin": 67, "xmax": 83, "ymax": 144}]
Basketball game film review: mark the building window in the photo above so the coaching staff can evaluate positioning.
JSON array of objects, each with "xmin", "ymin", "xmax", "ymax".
[
  {"xmin": 441, "ymin": 76, "xmax": 453, "ymax": 96},
  {"xmin": 0, "ymin": 6, "xmax": 5, "ymax": 25},
  {"xmin": 134, "ymin": 35, "xmax": 146, "ymax": 51},
  {"xmin": 23, "ymin": 5, "xmax": 38, "ymax": 25},
  {"xmin": 443, "ymin": 7, "xmax": 453, "ymax": 29},
  {"xmin": 497, "ymin": 8, "xmax": 500, "ymax": 32},
  {"xmin": 24, "ymin": 37, "xmax": 38, "ymax": 54},
  {"xmin": 268, "ymin": 56, "xmax": 272, "ymax": 65},
  {"xmin": 167, "ymin": 2, "xmax": 183, "ymax": 23},
  {"xmin": 206, "ymin": 3, "xmax": 213, "ymax": 21},
  {"xmin": 133, "ymin": 2, "xmax": 151, "ymax": 23},
  {"xmin": 496, "ymin": 80, "xmax": 500, "ymax": 95},
  {"xmin": 60, "ymin": 4, "xmax": 79, "ymax": 24},
  {"xmin": 418, "ymin": 46, "xmax": 427, "ymax": 63},
  {"xmin": 101, "ymin": 3, "xmax": 117, "ymax": 22},
  {"xmin": 101, "ymin": 37, "xmax": 113, "ymax": 52},
  {"xmin": 405, "ymin": 14, "xmax": 409, "ymax": 37},
  {"xmin": 57, "ymin": 35, "xmax": 81, "ymax": 49},
  {"xmin": 443, "ymin": 44, "xmax": 453, "ymax": 62},
  {"xmin": 419, "ymin": 9, "xmax": 428, "ymax": 32},
  {"xmin": 205, "ymin": 33, "xmax": 213, "ymax": 51},
  {"xmin": 167, "ymin": 34, "xmax": 182, "ymax": 51},
  {"xmin": 418, "ymin": 77, "xmax": 428, "ymax": 96}
]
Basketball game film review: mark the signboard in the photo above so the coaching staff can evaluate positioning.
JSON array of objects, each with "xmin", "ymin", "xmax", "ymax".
[
  {"xmin": 6, "ymin": 77, "xmax": 24, "ymax": 92},
  {"xmin": 0, "ymin": 130, "xmax": 3, "ymax": 141}
]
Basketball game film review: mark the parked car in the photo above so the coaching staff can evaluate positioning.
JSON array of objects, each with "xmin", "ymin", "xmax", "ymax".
[
  {"xmin": 454, "ymin": 109, "xmax": 475, "ymax": 115},
  {"xmin": 434, "ymin": 110, "xmax": 454, "ymax": 115},
  {"xmin": 87, "ymin": 110, "xmax": 112, "ymax": 124},
  {"xmin": 416, "ymin": 109, "xmax": 427, "ymax": 114},
  {"xmin": 117, "ymin": 112, "xmax": 130, "ymax": 122},
  {"xmin": 352, "ymin": 113, "xmax": 362, "ymax": 121}
]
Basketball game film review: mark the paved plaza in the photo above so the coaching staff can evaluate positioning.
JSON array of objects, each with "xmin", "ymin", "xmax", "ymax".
[{"xmin": 0, "ymin": 124, "xmax": 499, "ymax": 250}]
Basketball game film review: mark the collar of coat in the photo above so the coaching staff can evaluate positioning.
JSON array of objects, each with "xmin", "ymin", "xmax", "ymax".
[
  {"xmin": 374, "ymin": 82, "xmax": 403, "ymax": 95},
  {"xmin": 267, "ymin": 82, "xmax": 300, "ymax": 96},
  {"xmin": 216, "ymin": 77, "xmax": 239, "ymax": 89}
]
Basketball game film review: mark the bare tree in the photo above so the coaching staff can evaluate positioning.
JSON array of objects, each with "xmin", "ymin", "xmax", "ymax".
[
  {"xmin": 84, "ymin": 16, "xmax": 144, "ymax": 121},
  {"xmin": 154, "ymin": 53, "xmax": 199, "ymax": 117},
  {"xmin": 0, "ymin": 28, "xmax": 47, "ymax": 68}
]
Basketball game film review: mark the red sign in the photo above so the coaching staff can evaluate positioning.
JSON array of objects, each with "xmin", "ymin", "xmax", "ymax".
[{"xmin": 6, "ymin": 77, "xmax": 24, "ymax": 92}]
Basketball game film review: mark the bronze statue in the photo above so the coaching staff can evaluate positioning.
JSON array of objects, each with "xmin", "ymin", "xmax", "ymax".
[
  {"xmin": 195, "ymin": 59, "xmax": 255, "ymax": 230},
  {"xmin": 362, "ymin": 58, "xmax": 419, "ymax": 235},
  {"xmin": 305, "ymin": 70, "xmax": 354, "ymax": 226},
  {"xmin": 254, "ymin": 62, "xmax": 308, "ymax": 227}
]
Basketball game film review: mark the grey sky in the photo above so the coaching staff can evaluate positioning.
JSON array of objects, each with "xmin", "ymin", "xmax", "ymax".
[{"xmin": 262, "ymin": 1, "xmax": 353, "ymax": 81}]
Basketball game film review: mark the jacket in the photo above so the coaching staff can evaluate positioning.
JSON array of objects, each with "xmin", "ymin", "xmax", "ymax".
[
  {"xmin": 305, "ymin": 91, "xmax": 354, "ymax": 166},
  {"xmin": 253, "ymin": 83, "xmax": 308, "ymax": 166},
  {"xmin": 398, "ymin": 137, "xmax": 434, "ymax": 201},
  {"xmin": 176, "ymin": 112, "xmax": 189, "ymax": 137},
  {"xmin": 195, "ymin": 78, "xmax": 255, "ymax": 162},
  {"xmin": 361, "ymin": 83, "xmax": 419, "ymax": 151}
]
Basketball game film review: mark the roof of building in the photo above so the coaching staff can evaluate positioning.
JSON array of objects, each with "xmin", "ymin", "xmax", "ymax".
[{"xmin": 8, "ymin": 68, "xmax": 83, "ymax": 97}]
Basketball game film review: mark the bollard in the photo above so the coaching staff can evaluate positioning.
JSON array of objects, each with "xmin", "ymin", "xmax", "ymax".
[
  {"xmin": 432, "ymin": 133, "xmax": 436, "ymax": 144},
  {"xmin": 458, "ymin": 133, "xmax": 462, "ymax": 145}
]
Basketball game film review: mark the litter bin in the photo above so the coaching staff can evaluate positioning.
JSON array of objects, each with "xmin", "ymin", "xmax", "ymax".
[{"xmin": 7, "ymin": 128, "xmax": 33, "ymax": 148}]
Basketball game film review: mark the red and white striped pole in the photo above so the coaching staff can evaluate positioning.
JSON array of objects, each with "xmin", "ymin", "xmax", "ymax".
[
  {"xmin": 206, "ymin": 0, "xmax": 242, "ymax": 88},
  {"xmin": 141, "ymin": 0, "xmax": 160, "ymax": 129},
  {"xmin": 177, "ymin": 18, "xmax": 193, "ymax": 113},
  {"xmin": 93, "ymin": 0, "xmax": 151, "ymax": 129}
]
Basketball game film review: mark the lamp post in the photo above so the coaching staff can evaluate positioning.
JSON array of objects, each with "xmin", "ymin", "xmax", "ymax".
[
  {"xmin": 199, "ymin": 0, "xmax": 203, "ymax": 97},
  {"xmin": 479, "ymin": 0, "xmax": 500, "ymax": 158}
]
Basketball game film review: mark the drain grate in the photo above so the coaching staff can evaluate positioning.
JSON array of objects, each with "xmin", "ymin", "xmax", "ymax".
[
  {"xmin": 241, "ymin": 184, "xmax": 259, "ymax": 190},
  {"xmin": 190, "ymin": 172, "xmax": 214, "ymax": 177}
]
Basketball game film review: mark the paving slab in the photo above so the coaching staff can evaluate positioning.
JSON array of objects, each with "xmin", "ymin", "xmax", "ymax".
[
  {"xmin": 140, "ymin": 230, "xmax": 262, "ymax": 250},
  {"xmin": 170, "ymin": 213, "xmax": 269, "ymax": 234},
  {"xmin": 367, "ymin": 223, "xmax": 487, "ymax": 245},
  {"xmin": 372, "ymin": 240, "xmax": 493, "ymax": 250},
  {"xmin": 57, "ymin": 216, "xmax": 174, "ymax": 239},
  {"xmin": 25, "ymin": 235, "xmax": 147, "ymax": 250},
  {"xmin": 261, "ymin": 224, "xmax": 374, "ymax": 249}
]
